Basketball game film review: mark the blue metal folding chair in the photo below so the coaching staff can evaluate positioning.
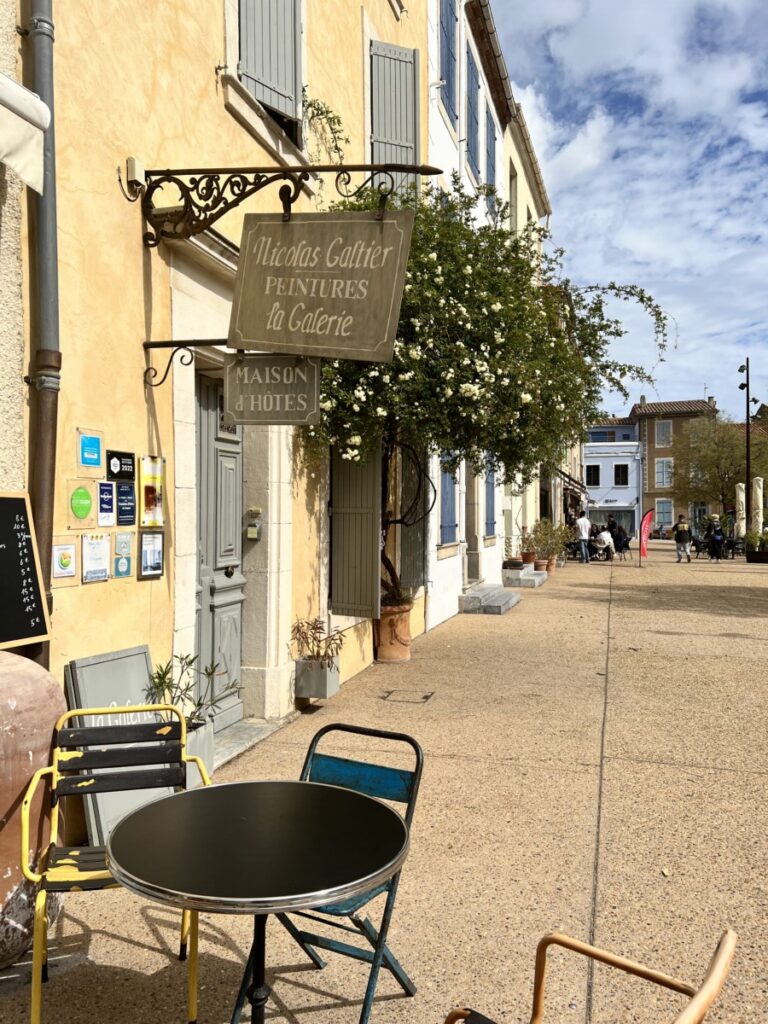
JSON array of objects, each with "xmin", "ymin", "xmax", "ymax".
[{"xmin": 277, "ymin": 723, "xmax": 423, "ymax": 1024}]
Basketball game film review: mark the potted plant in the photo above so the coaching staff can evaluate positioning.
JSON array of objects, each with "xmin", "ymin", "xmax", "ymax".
[
  {"xmin": 375, "ymin": 584, "xmax": 415, "ymax": 663},
  {"xmin": 745, "ymin": 528, "xmax": 768, "ymax": 564},
  {"xmin": 521, "ymin": 531, "xmax": 537, "ymax": 565},
  {"xmin": 531, "ymin": 518, "xmax": 558, "ymax": 573},
  {"xmin": 291, "ymin": 618, "xmax": 346, "ymax": 698},
  {"xmin": 502, "ymin": 537, "xmax": 524, "ymax": 571},
  {"xmin": 145, "ymin": 654, "xmax": 240, "ymax": 786}
]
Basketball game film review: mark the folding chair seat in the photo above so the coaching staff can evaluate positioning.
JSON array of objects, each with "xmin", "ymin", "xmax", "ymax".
[
  {"xmin": 443, "ymin": 928, "xmax": 736, "ymax": 1024},
  {"xmin": 277, "ymin": 723, "xmax": 423, "ymax": 1024},
  {"xmin": 20, "ymin": 704, "xmax": 211, "ymax": 1024}
]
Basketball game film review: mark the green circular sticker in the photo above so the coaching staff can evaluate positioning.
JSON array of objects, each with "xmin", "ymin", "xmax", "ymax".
[{"xmin": 70, "ymin": 485, "xmax": 93, "ymax": 520}]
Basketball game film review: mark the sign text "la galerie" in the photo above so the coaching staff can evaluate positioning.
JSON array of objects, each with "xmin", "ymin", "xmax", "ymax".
[{"xmin": 228, "ymin": 211, "xmax": 414, "ymax": 363}]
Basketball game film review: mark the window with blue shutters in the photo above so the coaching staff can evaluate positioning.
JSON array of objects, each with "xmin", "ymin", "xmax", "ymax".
[
  {"xmin": 466, "ymin": 48, "xmax": 480, "ymax": 179},
  {"xmin": 439, "ymin": 0, "xmax": 458, "ymax": 128},
  {"xmin": 485, "ymin": 468, "xmax": 496, "ymax": 537},
  {"xmin": 486, "ymin": 108, "xmax": 497, "ymax": 213},
  {"xmin": 371, "ymin": 41, "xmax": 420, "ymax": 192},
  {"xmin": 440, "ymin": 464, "xmax": 458, "ymax": 545},
  {"xmin": 238, "ymin": 0, "xmax": 302, "ymax": 145}
]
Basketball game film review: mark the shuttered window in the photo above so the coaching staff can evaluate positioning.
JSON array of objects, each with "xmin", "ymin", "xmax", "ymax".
[
  {"xmin": 371, "ymin": 40, "xmax": 419, "ymax": 191},
  {"xmin": 440, "ymin": 465, "xmax": 458, "ymax": 545},
  {"xmin": 485, "ymin": 468, "xmax": 496, "ymax": 537},
  {"xmin": 239, "ymin": 0, "xmax": 301, "ymax": 139},
  {"xmin": 400, "ymin": 448, "xmax": 428, "ymax": 590},
  {"xmin": 330, "ymin": 447, "xmax": 381, "ymax": 619},
  {"xmin": 466, "ymin": 48, "xmax": 480, "ymax": 179},
  {"xmin": 439, "ymin": 0, "xmax": 458, "ymax": 127},
  {"xmin": 486, "ymin": 108, "xmax": 496, "ymax": 212}
]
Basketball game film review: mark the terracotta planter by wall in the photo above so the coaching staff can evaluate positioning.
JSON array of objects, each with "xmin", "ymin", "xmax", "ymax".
[
  {"xmin": 374, "ymin": 603, "xmax": 413, "ymax": 662},
  {"xmin": 546, "ymin": 557, "xmax": 557, "ymax": 574},
  {"xmin": 522, "ymin": 551, "xmax": 536, "ymax": 564},
  {"xmin": 534, "ymin": 559, "xmax": 548, "ymax": 572}
]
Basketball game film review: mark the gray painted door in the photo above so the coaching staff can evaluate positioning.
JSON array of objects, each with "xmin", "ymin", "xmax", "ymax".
[{"xmin": 196, "ymin": 375, "xmax": 245, "ymax": 732}]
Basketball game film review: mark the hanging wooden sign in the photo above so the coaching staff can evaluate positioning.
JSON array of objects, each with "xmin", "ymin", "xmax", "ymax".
[
  {"xmin": 227, "ymin": 210, "xmax": 414, "ymax": 362},
  {"xmin": 222, "ymin": 354, "xmax": 321, "ymax": 425}
]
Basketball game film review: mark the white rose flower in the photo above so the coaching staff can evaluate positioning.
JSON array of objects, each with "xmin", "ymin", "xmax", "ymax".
[
  {"xmin": 521, "ymin": 393, "xmax": 533, "ymax": 404},
  {"xmin": 349, "ymin": 435, "xmax": 362, "ymax": 445},
  {"xmin": 376, "ymin": 407, "xmax": 387, "ymax": 417},
  {"xmin": 428, "ymin": 252, "xmax": 438, "ymax": 261},
  {"xmin": 463, "ymin": 265, "xmax": 472, "ymax": 275},
  {"xmin": 491, "ymin": 302, "xmax": 502, "ymax": 312}
]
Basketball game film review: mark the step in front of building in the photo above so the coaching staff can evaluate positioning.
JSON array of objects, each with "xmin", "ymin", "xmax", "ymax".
[
  {"xmin": 459, "ymin": 584, "xmax": 522, "ymax": 615},
  {"xmin": 503, "ymin": 568, "xmax": 548, "ymax": 588}
]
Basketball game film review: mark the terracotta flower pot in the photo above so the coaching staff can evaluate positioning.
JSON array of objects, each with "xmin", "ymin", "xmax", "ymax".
[
  {"xmin": 546, "ymin": 557, "xmax": 557, "ymax": 574},
  {"xmin": 374, "ymin": 603, "xmax": 413, "ymax": 662},
  {"xmin": 522, "ymin": 550, "xmax": 536, "ymax": 564},
  {"xmin": 534, "ymin": 559, "xmax": 548, "ymax": 572}
]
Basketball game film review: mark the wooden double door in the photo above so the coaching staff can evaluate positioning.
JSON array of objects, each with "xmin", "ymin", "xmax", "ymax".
[{"xmin": 195, "ymin": 375, "xmax": 244, "ymax": 731}]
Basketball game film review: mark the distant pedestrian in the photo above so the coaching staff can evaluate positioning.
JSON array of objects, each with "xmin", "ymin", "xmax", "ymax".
[
  {"xmin": 575, "ymin": 509, "xmax": 592, "ymax": 563},
  {"xmin": 606, "ymin": 514, "xmax": 618, "ymax": 538},
  {"xmin": 705, "ymin": 514, "xmax": 725, "ymax": 563},
  {"xmin": 594, "ymin": 525, "xmax": 615, "ymax": 561},
  {"xmin": 673, "ymin": 514, "xmax": 692, "ymax": 563}
]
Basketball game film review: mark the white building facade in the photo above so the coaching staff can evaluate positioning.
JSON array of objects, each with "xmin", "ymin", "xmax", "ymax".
[{"xmin": 583, "ymin": 422, "xmax": 642, "ymax": 535}]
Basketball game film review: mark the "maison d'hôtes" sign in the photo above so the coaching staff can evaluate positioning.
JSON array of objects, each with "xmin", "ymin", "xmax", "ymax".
[
  {"xmin": 228, "ymin": 210, "xmax": 414, "ymax": 363},
  {"xmin": 222, "ymin": 354, "xmax": 321, "ymax": 426}
]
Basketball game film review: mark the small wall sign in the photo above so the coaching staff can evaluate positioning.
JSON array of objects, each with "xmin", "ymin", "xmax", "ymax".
[
  {"xmin": 77, "ymin": 428, "xmax": 103, "ymax": 476},
  {"xmin": 98, "ymin": 482, "xmax": 116, "ymax": 527},
  {"xmin": 138, "ymin": 530, "xmax": 164, "ymax": 580},
  {"xmin": 116, "ymin": 483, "xmax": 136, "ymax": 526},
  {"xmin": 52, "ymin": 541, "xmax": 77, "ymax": 580},
  {"xmin": 106, "ymin": 450, "xmax": 136, "ymax": 482},
  {"xmin": 82, "ymin": 533, "xmax": 110, "ymax": 583},
  {"xmin": 68, "ymin": 480, "xmax": 97, "ymax": 530},
  {"xmin": 113, "ymin": 532, "xmax": 134, "ymax": 579},
  {"xmin": 228, "ymin": 211, "xmax": 414, "ymax": 362},
  {"xmin": 139, "ymin": 456, "xmax": 164, "ymax": 528},
  {"xmin": 222, "ymin": 354, "xmax": 321, "ymax": 425}
]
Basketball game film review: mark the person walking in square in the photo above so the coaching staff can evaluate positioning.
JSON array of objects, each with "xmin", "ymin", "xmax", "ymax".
[
  {"xmin": 575, "ymin": 509, "xmax": 592, "ymax": 563},
  {"xmin": 705, "ymin": 514, "xmax": 725, "ymax": 563},
  {"xmin": 673, "ymin": 513, "xmax": 692, "ymax": 563}
]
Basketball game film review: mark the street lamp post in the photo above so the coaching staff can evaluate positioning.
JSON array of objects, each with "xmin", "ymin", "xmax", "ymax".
[{"xmin": 738, "ymin": 359, "xmax": 760, "ymax": 528}]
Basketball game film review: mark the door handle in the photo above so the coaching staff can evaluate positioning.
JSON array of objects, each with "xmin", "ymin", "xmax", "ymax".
[{"xmin": 224, "ymin": 565, "xmax": 235, "ymax": 578}]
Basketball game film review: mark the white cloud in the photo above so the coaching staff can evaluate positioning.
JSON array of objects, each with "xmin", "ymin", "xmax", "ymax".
[{"xmin": 494, "ymin": 0, "xmax": 768, "ymax": 417}]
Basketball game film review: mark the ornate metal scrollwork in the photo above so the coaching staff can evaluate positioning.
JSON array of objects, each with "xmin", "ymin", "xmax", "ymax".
[
  {"xmin": 143, "ymin": 345, "xmax": 195, "ymax": 388},
  {"xmin": 335, "ymin": 168, "xmax": 396, "ymax": 219},
  {"xmin": 131, "ymin": 163, "xmax": 441, "ymax": 247}
]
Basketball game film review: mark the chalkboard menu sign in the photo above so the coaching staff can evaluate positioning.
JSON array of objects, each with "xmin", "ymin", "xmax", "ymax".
[{"xmin": 0, "ymin": 493, "xmax": 51, "ymax": 649}]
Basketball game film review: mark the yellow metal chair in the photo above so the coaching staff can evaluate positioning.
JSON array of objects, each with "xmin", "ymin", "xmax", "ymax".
[
  {"xmin": 20, "ymin": 704, "xmax": 211, "ymax": 1024},
  {"xmin": 444, "ymin": 928, "xmax": 737, "ymax": 1024}
]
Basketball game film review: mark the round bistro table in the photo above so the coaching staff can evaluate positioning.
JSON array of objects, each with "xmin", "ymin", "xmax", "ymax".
[{"xmin": 107, "ymin": 780, "xmax": 409, "ymax": 1024}]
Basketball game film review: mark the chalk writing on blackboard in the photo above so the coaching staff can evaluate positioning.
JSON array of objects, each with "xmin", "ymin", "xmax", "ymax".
[{"xmin": 0, "ymin": 493, "xmax": 51, "ymax": 649}]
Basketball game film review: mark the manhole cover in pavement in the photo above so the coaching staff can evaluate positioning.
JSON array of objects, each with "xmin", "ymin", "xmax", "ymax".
[{"xmin": 380, "ymin": 690, "xmax": 434, "ymax": 703}]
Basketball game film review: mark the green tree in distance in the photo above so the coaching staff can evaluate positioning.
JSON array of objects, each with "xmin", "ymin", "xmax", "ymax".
[
  {"xmin": 670, "ymin": 416, "xmax": 768, "ymax": 514},
  {"xmin": 302, "ymin": 180, "xmax": 669, "ymax": 603}
]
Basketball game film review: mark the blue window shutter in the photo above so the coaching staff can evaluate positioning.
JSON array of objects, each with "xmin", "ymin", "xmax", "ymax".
[
  {"xmin": 330, "ymin": 447, "xmax": 381, "ymax": 619},
  {"xmin": 440, "ymin": 467, "xmax": 457, "ymax": 545},
  {"xmin": 486, "ymin": 108, "xmax": 496, "ymax": 212},
  {"xmin": 239, "ymin": 0, "xmax": 301, "ymax": 123},
  {"xmin": 485, "ymin": 469, "xmax": 495, "ymax": 536},
  {"xmin": 467, "ymin": 49, "xmax": 480, "ymax": 178},
  {"xmin": 439, "ymin": 0, "xmax": 458, "ymax": 127},
  {"xmin": 371, "ymin": 41, "xmax": 420, "ymax": 191}
]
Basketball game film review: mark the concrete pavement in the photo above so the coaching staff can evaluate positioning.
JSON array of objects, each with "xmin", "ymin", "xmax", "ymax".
[{"xmin": 2, "ymin": 544, "xmax": 765, "ymax": 1023}]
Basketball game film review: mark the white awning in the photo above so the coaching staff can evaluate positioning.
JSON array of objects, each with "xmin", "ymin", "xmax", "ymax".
[{"xmin": 0, "ymin": 73, "xmax": 51, "ymax": 194}]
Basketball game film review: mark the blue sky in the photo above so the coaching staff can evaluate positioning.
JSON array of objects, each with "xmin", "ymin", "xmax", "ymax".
[{"xmin": 496, "ymin": 0, "xmax": 768, "ymax": 419}]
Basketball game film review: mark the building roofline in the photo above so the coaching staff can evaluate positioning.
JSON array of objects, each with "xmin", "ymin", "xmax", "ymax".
[{"xmin": 467, "ymin": 0, "xmax": 552, "ymax": 218}]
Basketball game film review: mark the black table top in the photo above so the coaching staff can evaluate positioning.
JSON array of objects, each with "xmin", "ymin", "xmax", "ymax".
[{"xmin": 106, "ymin": 780, "xmax": 409, "ymax": 914}]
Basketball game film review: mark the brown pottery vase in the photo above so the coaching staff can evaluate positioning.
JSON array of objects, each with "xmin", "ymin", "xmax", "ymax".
[{"xmin": 374, "ymin": 603, "xmax": 413, "ymax": 662}]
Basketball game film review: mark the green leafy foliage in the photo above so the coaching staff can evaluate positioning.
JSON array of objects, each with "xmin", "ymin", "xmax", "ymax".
[
  {"xmin": 670, "ymin": 415, "xmax": 768, "ymax": 512},
  {"xmin": 145, "ymin": 654, "xmax": 240, "ymax": 727},
  {"xmin": 304, "ymin": 179, "xmax": 667, "ymax": 484}
]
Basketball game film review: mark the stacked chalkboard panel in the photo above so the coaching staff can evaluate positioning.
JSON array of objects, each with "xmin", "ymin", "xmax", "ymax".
[{"xmin": 0, "ymin": 493, "xmax": 51, "ymax": 649}]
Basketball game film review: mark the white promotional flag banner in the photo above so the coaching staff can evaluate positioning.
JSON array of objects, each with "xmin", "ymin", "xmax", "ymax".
[{"xmin": 0, "ymin": 73, "xmax": 50, "ymax": 194}]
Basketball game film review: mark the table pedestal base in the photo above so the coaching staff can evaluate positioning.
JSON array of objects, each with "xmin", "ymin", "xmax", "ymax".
[{"xmin": 232, "ymin": 915, "xmax": 270, "ymax": 1024}]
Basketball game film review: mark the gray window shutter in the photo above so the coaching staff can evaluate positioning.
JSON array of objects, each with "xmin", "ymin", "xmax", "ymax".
[
  {"xmin": 239, "ymin": 0, "xmax": 301, "ymax": 123},
  {"xmin": 330, "ymin": 446, "xmax": 382, "ymax": 618},
  {"xmin": 370, "ymin": 41, "xmax": 419, "ymax": 190}
]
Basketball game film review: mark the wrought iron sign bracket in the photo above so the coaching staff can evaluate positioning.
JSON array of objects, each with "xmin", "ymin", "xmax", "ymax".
[
  {"xmin": 125, "ymin": 162, "xmax": 441, "ymax": 248},
  {"xmin": 143, "ymin": 339, "xmax": 226, "ymax": 388}
]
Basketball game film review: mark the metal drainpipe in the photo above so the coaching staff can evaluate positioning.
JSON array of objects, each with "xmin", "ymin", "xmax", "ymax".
[{"xmin": 27, "ymin": 0, "xmax": 61, "ymax": 669}]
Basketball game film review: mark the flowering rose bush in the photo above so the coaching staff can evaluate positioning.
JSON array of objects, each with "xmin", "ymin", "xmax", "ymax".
[{"xmin": 302, "ymin": 179, "xmax": 667, "ymax": 601}]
